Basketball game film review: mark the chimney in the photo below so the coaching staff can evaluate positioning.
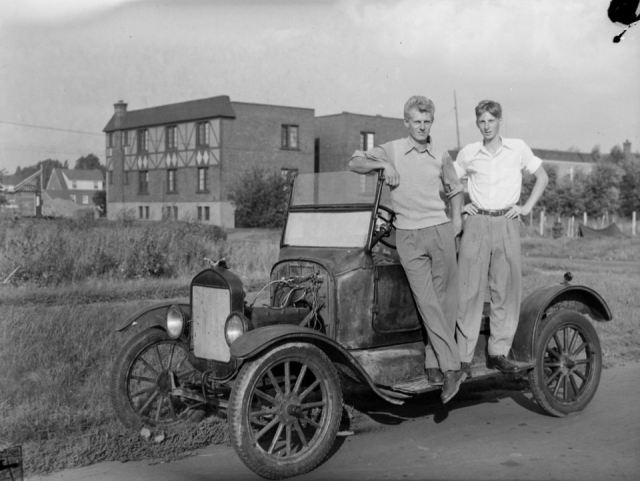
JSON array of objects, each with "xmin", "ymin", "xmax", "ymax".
[
  {"xmin": 623, "ymin": 139, "xmax": 632, "ymax": 161},
  {"xmin": 113, "ymin": 100, "xmax": 127, "ymax": 129}
]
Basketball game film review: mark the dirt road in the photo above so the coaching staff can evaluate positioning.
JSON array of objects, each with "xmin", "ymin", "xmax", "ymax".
[{"xmin": 28, "ymin": 362, "xmax": 640, "ymax": 481}]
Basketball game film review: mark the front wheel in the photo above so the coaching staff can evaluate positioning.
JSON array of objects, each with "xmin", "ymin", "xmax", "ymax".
[
  {"xmin": 228, "ymin": 342, "xmax": 343, "ymax": 479},
  {"xmin": 110, "ymin": 328, "xmax": 203, "ymax": 428},
  {"xmin": 528, "ymin": 310, "xmax": 602, "ymax": 417}
]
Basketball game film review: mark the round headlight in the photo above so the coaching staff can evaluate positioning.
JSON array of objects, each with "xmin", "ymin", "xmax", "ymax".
[
  {"xmin": 166, "ymin": 305, "xmax": 184, "ymax": 339},
  {"xmin": 225, "ymin": 312, "xmax": 247, "ymax": 346}
]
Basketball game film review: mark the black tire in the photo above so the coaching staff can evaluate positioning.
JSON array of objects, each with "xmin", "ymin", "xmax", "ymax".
[
  {"xmin": 110, "ymin": 328, "xmax": 202, "ymax": 428},
  {"xmin": 228, "ymin": 342, "xmax": 342, "ymax": 479},
  {"xmin": 528, "ymin": 310, "xmax": 602, "ymax": 417}
]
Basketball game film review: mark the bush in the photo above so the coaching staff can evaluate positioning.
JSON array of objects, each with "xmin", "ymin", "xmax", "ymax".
[
  {"xmin": 229, "ymin": 167, "xmax": 290, "ymax": 228},
  {"xmin": 0, "ymin": 218, "xmax": 227, "ymax": 286}
]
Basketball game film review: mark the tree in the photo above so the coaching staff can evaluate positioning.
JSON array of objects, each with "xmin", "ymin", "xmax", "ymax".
[
  {"xmin": 75, "ymin": 153, "xmax": 103, "ymax": 172},
  {"xmin": 619, "ymin": 159, "xmax": 640, "ymax": 216},
  {"xmin": 608, "ymin": 145, "xmax": 625, "ymax": 165},
  {"xmin": 582, "ymin": 163, "xmax": 623, "ymax": 216},
  {"xmin": 228, "ymin": 167, "xmax": 290, "ymax": 228}
]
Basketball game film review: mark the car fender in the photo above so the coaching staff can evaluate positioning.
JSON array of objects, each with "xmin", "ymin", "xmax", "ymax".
[
  {"xmin": 230, "ymin": 324, "xmax": 405, "ymax": 405},
  {"xmin": 511, "ymin": 284, "xmax": 612, "ymax": 362},
  {"xmin": 116, "ymin": 300, "xmax": 190, "ymax": 332}
]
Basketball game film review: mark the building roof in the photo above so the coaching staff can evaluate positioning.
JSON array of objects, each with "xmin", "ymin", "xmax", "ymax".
[
  {"xmin": 103, "ymin": 95, "xmax": 236, "ymax": 132},
  {"xmin": 62, "ymin": 169, "xmax": 103, "ymax": 182},
  {"xmin": 0, "ymin": 169, "xmax": 41, "ymax": 192}
]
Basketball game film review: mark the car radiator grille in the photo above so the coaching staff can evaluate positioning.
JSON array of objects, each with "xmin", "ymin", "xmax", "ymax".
[{"xmin": 191, "ymin": 285, "xmax": 231, "ymax": 362}]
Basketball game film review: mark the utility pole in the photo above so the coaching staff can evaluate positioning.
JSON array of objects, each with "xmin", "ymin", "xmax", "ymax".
[{"xmin": 454, "ymin": 90, "xmax": 461, "ymax": 150}]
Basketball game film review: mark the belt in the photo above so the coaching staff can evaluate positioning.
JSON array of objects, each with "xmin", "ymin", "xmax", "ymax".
[{"xmin": 475, "ymin": 207, "xmax": 511, "ymax": 217}]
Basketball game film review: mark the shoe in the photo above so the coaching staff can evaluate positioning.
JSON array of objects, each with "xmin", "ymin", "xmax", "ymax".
[
  {"xmin": 460, "ymin": 362, "xmax": 472, "ymax": 378},
  {"xmin": 487, "ymin": 355, "xmax": 520, "ymax": 373},
  {"xmin": 441, "ymin": 370, "xmax": 467, "ymax": 404},
  {"xmin": 426, "ymin": 368, "xmax": 444, "ymax": 385}
]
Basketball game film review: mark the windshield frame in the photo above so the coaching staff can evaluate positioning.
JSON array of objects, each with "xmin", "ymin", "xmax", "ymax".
[{"xmin": 280, "ymin": 170, "xmax": 386, "ymax": 250}]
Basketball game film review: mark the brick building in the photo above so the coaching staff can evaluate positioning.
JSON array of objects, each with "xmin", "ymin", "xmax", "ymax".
[
  {"xmin": 314, "ymin": 112, "xmax": 407, "ymax": 172},
  {"xmin": 103, "ymin": 96, "xmax": 314, "ymax": 227}
]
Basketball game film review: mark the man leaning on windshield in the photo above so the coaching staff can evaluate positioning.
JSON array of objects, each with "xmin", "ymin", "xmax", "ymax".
[{"xmin": 348, "ymin": 95, "xmax": 466, "ymax": 404}]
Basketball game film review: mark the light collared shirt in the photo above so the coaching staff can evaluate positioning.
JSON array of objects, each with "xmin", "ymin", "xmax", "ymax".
[
  {"xmin": 352, "ymin": 136, "xmax": 462, "ymax": 229},
  {"xmin": 454, "ymin": 137, "xmax": 542, "ymax": 210}
]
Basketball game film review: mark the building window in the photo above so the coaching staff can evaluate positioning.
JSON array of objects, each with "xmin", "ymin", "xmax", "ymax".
[
  {"xmin": 197, "ymin": 167, "xmax": 208, "ymax": 192},
  {"xmin": 196, "ymin": 121, "xmax": 209, "ymax": 147},
  {"xmin": 82, "ymin": 195, "xmax": 89, "ymax": 205},
  {"xmin": 139, "ymin": 206, "xmax": 144, "ymax": 219},
  {"xmin": 123, "ymin": 130, "xmax": 129, "ymax": 146},
  {"xmin": 360, "ymin": 132, "xmax": 375, "ymax": 151},
  {"xmin": 281, "ymin": 124, "xmax": 299, "ymax": 150},
  {"xmin": 137, "ymin": 129, "xmax": 149, "ymax": 153},
  {"xmin": 166, "ymin": 125, "xmax": 177, "ymax": 150},
  {"xmin": 123, "ymin": 171, "xmax": 129, "ymax": 185},
  {"xmin": 108, "ymin": 171, "xmax": 113, "ymax": 185},
  {"xmin": 138, "ymin": 170, "xmax": 149, "ymax": 194},
  {"xmin": 167, "ymin": 169, "xmax": 177, "ymax": 193},
  {"xmin": 145, "ymin": 206, "xmax": 150, "ymax": 219},
  {"xmin": 107, "ymin": 132, "xmax": 114, "ymax": 148},
  {"xmin": 173, "ymin": 206, "xmax": 178, "ymax": 219},
  {"xmin": 197, "ymin": 206, "xmax": 210, "ymax": 221}
]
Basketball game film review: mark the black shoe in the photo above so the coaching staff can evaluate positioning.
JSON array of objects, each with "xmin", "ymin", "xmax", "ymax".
[
  {"xmin": 441, "ymin": 370, "xmax": 467, "ymax": 404},
  {"xmin": 426, "ymin": 368, "xmax": 444, "ymax": 385},
  {"xmin": 487, "ymin": 355, "xmax": 520, "ymax": 373},
  {"xmin": 460, "ymin": 362, "xmax": 472, "ymax": 378}
]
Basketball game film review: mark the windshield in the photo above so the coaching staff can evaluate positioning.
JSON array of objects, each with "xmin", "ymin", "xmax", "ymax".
[
  {"xmin": 284, "ymin": 171, "xmax": 388, "ymax": 248},
  {"xmin": 290, "ymin": 171, "xmax": 380, "ymax": 207}
]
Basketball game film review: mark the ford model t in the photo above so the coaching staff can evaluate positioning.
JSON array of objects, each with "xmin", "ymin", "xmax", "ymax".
[{"xmin": 111, "ymin": 170, "xmax": 611, "ymax": 479}]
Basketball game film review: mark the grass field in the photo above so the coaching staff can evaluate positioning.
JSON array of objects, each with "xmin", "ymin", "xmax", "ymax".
[{"xmin": 0, "ymin": 229, "xmax": 638, "ymax": 475}]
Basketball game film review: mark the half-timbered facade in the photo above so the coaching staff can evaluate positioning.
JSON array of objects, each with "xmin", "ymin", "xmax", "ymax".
[{"xmin": 103, "ymin": 96, "xmax": 314, "ymax": 227}]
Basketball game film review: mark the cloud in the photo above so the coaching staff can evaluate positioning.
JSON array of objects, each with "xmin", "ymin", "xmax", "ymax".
[{"xmin": 2, "ymin": 0, "xmax": 136, "ymax": 25}]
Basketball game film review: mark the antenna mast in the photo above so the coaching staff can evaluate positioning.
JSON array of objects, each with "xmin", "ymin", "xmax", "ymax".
[{"xmin": 454, "ymin": 90, "xmax": 461, "ymax": 150}]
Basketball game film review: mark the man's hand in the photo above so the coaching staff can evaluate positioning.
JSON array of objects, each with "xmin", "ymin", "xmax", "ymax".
[
  {"xmin": 462, "ymin": 203, "xmax": 478, "ymax": 215},
  {"xmin": 505, "ymin": 205, "xmax": 525, "ymax": 219},
  {"xmin": 383, "ymin": 163, "xmax": 400, "ymax": 186},
  {"xmin": 452, "ymin": 217, "xmax": 462, "ymax": 237}
]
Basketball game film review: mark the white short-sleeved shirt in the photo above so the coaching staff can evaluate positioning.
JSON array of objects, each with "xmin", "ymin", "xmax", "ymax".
[{"xmin": 454, "ymin": 137, "xmax": 542, "ymax": 210}]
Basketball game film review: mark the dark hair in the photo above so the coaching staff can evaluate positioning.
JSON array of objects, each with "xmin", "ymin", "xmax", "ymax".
[
  {"xmin": 404, "ymin": 96, "xmax": 435, "ymax": 120},
  {"xmin": 475, "ymin": 100, "xmax": 502, "ymax": 119}
]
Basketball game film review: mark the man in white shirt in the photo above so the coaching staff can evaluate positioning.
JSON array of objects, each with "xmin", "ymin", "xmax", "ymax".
[{"xmin": 454, "ymin": 100, "xmax": 548, "ymax": 374}]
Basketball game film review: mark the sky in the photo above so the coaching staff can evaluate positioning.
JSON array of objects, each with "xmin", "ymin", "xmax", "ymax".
[{"xmin": 0, "ymin": 0, "xmax": 639, "ymax": 175}]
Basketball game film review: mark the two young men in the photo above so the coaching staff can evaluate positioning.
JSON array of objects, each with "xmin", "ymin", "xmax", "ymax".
[{"xmin": 349, "ymin": 96, "xmax": 547, "ymax": 403}]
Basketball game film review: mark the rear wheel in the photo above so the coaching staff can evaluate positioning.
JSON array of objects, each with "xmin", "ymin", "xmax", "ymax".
[
  {"xmin": 529, "ymin": 310, "xmax": 602, "ymax": 417},
  {"xmin": 111, "ymin": 328, "xmax": 202, "ymax": 428},
  {"xmin": 228, "ymin": 342, "xmax": 342, "ymax": 479}
]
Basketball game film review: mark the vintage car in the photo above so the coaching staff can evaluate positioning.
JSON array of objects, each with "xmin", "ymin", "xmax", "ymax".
[{"xmin": 111, "ymin": 170, "xmax": 612, "ymax": 480}]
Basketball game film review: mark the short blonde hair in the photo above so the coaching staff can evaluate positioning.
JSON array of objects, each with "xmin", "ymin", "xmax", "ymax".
[{"xmin": 404, "ymin": 96, "xmax": 435, "ymax": 120}]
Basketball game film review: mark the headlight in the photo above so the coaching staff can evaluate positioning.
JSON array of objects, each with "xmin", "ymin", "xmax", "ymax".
[
  {"xmin": 225, "ymin": 312, "xmax": 247, "ymax": 346},
  {"xmin": 166, "ymin": 305, "xmax": 184, "ymax": 339}
]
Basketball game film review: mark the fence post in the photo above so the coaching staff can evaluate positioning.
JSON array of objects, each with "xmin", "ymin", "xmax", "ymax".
[
  {"xmin": 583, "ymin": 212, "xmax": 587, "ymax": 227},
  {"xmin": 539, "ymin": 209, "xmax": 545, "ymax": 236}
]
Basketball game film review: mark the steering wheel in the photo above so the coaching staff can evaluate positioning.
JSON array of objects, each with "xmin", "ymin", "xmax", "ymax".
[{"xmin": 373, "ymin": 205, "xmax": 397, "ymax": 249}]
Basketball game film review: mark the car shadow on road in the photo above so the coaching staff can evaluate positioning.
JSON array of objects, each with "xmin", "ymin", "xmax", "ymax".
[{"xmin": 341, "ymin": 374, "xmax": 547, "ymax": 433}]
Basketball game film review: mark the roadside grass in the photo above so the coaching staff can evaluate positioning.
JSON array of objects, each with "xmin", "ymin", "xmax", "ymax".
[{"xmin": 0, "ymin": 232, "xmax": 638, "ymax": 475}]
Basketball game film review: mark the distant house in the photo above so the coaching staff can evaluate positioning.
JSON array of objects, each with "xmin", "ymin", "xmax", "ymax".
[
  {"xmin": 42, "ymin": 168, "xmax": 105, "ymax": 217},
  {"xmin": 103, "ymin": 96, "xmax": 314, "ymax": 227},
  {"xmin": 0, "ymin": 169, "xmax": 42, "ymax": 217}
]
